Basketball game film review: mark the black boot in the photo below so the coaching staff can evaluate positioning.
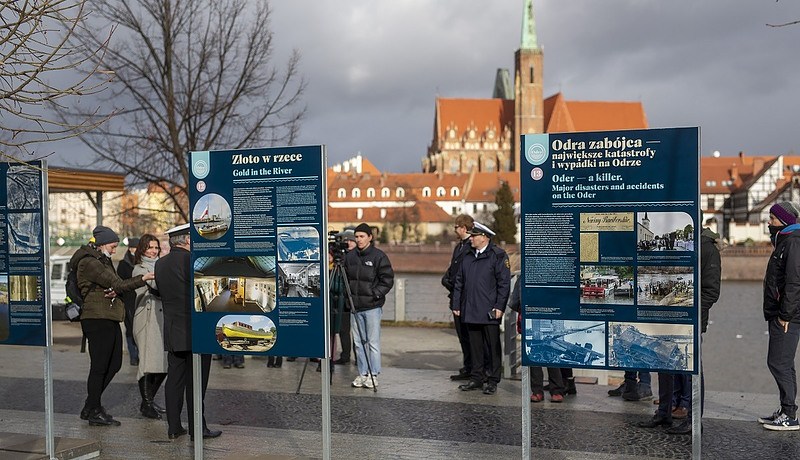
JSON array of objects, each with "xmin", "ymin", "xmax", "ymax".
[
  {"xmin": 139, "ymin": 376, "xmax": 161, "ymax": 419},
  {"xmin": 148, "ymin": 373, "xmax": 167, "ymax": 414}
]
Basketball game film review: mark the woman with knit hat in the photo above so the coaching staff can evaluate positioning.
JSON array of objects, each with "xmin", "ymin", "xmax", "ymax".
[
  {"xmin": 69, "ymin": 225, "xmax": 154, "ymax": 426},
  {"xmin": 760, "ymin": 201, "xmax": 800, "ymax": 431}
]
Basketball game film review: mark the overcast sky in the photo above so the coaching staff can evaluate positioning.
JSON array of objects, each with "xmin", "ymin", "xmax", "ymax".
[{"xmin": 50, "ymin": 1, "xmax": 800, "ymax": 173}]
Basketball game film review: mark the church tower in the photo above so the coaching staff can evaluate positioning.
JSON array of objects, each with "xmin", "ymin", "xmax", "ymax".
[{"xmin": 513, "ymin": 0, "xmax": 544, "ymax": 171}]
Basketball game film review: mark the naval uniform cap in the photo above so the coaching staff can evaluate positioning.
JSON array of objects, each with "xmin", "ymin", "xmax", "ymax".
[
  {"xmin": 468, "ymin": 222, "xmax": 495, "ymax": 237},
  {"xmin": 165, "ymin": 223, "xmax": 190, "ymax": 236}
]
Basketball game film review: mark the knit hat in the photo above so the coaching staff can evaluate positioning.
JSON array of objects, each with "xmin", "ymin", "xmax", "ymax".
[
  {"xmin": 354, "ymin": 223, "xmax": 372, "ymax": 236},
  {"xmin": 770, "ymin": 201, "xmax": 800, "ymax": 225},
  {"xmin": 341, "ymin": 229, "xmax": 356, "ymax": 242},
  {"xmin": 92, "ymin": 225, "xmax": 120, "ymax": 246}
]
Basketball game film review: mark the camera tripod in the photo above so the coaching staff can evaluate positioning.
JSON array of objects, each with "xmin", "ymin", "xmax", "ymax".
[{"xmin": 295, "ymin": 257, "xmax": 377, "ymax": 393}]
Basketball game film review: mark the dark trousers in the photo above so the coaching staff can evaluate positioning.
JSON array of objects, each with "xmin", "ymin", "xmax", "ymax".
[
  {"xmin": 339, "ymin": 311, "xmax": 352, "ymax": 361},
  {"xmin": 454, "ymin": 313, "xmax": 471, "ymax": 372},
  {"xmin": 467, "ymin": 323, "xmax": 502, "ymax": 384},
  {"xmin": 165, "ymin": 351, "xmax": 211, "ymax": 434},
  {"xmin": 81, "ymin": 319, "xmax": 123, "ymax": 410},
  {"xmin": 656, "ymin": 373, "xmax": 674, "ymax": 420},
  {"xmin": 221, "ymin": 354, "xmax": 244, "ymax": 366},
  {"xmin": 767, "ymin": 320, "xmax": 800, "ymax": 418},
  {"xmin": 530, "ymin": 367, "xmax": 565, "ymax": 395}
]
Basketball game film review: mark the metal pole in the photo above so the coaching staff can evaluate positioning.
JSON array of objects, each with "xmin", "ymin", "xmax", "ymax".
[
  {"xmin": 193, "ymin": 353, "xmax": 203, "ymax": 459},
  {"xmin": 691, "ymin": 342, "xmax": 702, "ymax": 460},
  {"xmin": 42, "ymin": 162, "xmax": 56, "ymax": 459},
  {"xmin": 522, "ymin": 365, "xmax": 530, "ymax": 460},
  {"xmin": 321, "ymin": 148, "xmax": 332, "ymax": 460}
]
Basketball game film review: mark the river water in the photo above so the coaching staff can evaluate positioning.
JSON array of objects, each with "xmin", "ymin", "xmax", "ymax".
[{"xmin": 386, "ymin": 275, "xmax": 793, "ymax": 394}]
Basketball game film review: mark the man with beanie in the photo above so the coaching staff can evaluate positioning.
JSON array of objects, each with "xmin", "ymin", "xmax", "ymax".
[
  {"xmin": 760, "ymin": 201, "xmax": 800, "ymax": 431},
  {"xmin": 344, "ymin": 223, "xmax": 394, "ymax": 389},
  {"xmin": 72, "ymin": 225, "xmax": 152, "ymax": 426}
]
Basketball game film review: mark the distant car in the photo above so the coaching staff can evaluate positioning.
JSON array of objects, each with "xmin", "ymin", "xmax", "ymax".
[{"xmin": 50, "ymin": 255, "xmax": 71, "ymax": 321}]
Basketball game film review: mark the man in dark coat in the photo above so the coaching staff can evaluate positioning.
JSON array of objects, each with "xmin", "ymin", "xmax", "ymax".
[
  {"xmin": 155, "ymin": 223, "xmax": 221, "ymax": 440},
  {"xmin": 116, "ymin": 237, "xmax": 139, "ymax": 365},
  {"xmin": 451, "ymin": 222, "xmax": 511, "ymax": 395},
  {"xmin": 441, "ymin": 214, "xmax": 480, "ymax": 381}
]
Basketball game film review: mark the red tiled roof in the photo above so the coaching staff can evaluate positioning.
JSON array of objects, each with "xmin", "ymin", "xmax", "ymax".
[
  {"xmin": 544, "ymin": 93, "xmax": 648, "ymax": 133},
  {"xmin": 328, "ymin": 201, "xmax": 452, "ymax": 224},
  {"xmin": 433, "ymin": 98, "xmax": 514, "ymax": 146}
]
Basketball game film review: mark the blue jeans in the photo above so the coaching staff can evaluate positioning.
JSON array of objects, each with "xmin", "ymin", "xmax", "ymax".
[{"xmin": 352, "ymin": 308, "xmax": 382, "ymax": 376}]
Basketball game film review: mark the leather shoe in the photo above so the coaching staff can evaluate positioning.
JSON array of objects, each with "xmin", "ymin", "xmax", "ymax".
[
  {"xmin": 637, "ymin": 414, "xmax": 672, "ymax": 428},
  {"xmin": 87, "ymin": 407, "xmax": 120, "ymax": 427},
  {"xmin": 665, "ymin": 419, "xmax": 693, "ymax": 435},
  {"xmin": 458, "ymin": 380, "xmax": 483, "ymax": 391},
  {"xmin": 190, "ymin": 428, "xmax": 222, "ymax": 440},
  {"xmin": 482, "ymin": 383, "xmax": 497, "ymax": 395},
  {"xmin": 450, "ymin": 371, "xmax": 471, "ymax": 381},
  {"xmin": 168, "ymin": 427, "xmax": 187, "ymax": 440},
  {"xmin": 333, "ymin": 358, "xmax": 350, "ymax": 365}
]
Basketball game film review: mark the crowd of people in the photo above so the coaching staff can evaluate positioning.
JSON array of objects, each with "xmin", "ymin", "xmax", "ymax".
[{"xmin": 71, "ymin": 200, "xmax": 800, "ymax": 441}]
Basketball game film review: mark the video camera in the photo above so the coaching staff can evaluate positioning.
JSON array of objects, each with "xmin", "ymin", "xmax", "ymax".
[{"xmin": 328, "ymin": 230, "xmax": 349, "ymax": 261}]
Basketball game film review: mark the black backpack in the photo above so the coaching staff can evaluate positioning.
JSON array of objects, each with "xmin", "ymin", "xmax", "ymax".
[{"xmin": 64, "ymin": 254, "xmax": 93, "ymax": 322}]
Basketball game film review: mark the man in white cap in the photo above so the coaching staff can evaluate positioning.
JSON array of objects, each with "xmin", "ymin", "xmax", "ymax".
[
  {"xmin": 451, "ymin": 222, "xmax": 511, "ymax": 395},
  {"xmin": 155, "ymin": 223, "xmax": 221, "ymax": 440}
]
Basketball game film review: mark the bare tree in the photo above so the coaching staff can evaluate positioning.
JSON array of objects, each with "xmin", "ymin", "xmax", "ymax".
[
  {"xmin": 64, "ymin": 0, "xmax": 306, "ymax": 222},
  {"xmin": 0, "ymin": 0, "xmax": 112, "ymax": 161}
]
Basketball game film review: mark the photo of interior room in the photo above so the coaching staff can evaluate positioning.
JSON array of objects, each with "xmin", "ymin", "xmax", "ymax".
[
  {"xmin": 277, "ymin": 263, "xmax": 320, "ymax": 298},
  {"xmin": 194, "ymin": 256, "xmax": 277, "ymax": 313}
]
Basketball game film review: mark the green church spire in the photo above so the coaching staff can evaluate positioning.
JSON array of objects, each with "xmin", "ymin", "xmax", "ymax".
[{"xmin": 521, "ymin": 0, "xmax": 538, "ymax": 50}]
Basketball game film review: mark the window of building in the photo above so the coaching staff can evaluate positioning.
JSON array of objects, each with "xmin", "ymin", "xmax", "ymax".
[
  {"xmin": 381, "ymin": 187, "xmax": 390, "ymax": 198},
  {"xmin": 380, "ymin": 209, "xmax": 387, "ymax": 219},
  {"xmin": 436, "ymin": 187, "xmax": 445, "ymax": 197},
  {"xmin": 367, "ymin": 188, "xmax": 375, "ymax": 198},
  {"xmin": 352, "ymin": 188, "xmax": 360, "ymax": 198},
  {"xmin": 396, "ymin": 187, "xmax": 405, "ymax": 198},
  {"xmin": 357, "ymin": 208, "xmax": 363, "ymax": 219},
  {"xmin": 337, "ymin": 188, "xmax": 346, "ymax": 198},
  {"xmin": 530, "ymin": 65, "xmax": 535, "ymax": 84},
  {"xmin": 450, "ymin": 187, "xmax": 459, "ymax": 197},
  {"xmin": 707, "ymin": 196, "xmax": 715, "ymax": 210},
  {"xmin": 422, "ymin": 187, "xmax": 431, "ymax": 197}
]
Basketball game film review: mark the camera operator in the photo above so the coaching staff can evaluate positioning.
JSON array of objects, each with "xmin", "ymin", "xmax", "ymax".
[
  {"xmin": 334, "ymin": 229, "xmax": 356, "ymax": 365},
  {"xmin": 343, "ymin": 223, "xmax": 394, "ymax": 389}
]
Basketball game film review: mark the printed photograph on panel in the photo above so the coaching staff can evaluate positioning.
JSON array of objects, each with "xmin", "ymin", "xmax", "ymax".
[
  {"xmin": 278, "ymin": 263, "xmax": 320, "ymax": 298},
  {"xmin": 194, "ymin": 256, "xmax": 276, "ymax": 313},
  {"xmin": 7, "ymin": 213, "xmax": 42, "ymax": 254},
  {"xmin": 637, "ymin": 212, "xmax": 694, "ymax": 252},
  {"xmin": 524, "ymin": 319, "xmax": 606, "ymax": 367},
  {"xmin": 580, "ymin": 212, "xmax": 634, "ymax": 232},
  {"xmin": 277, "ymin": 226, "xmax": 320, "ymax": 261},
  {"xmin": 608, "ymin": 322, "xmax": 694, "ymax": 371},
  {"xmin": 580, "ymin": 233, "xmax": 599, "ymax": 262},
  {"xmin": 216, "ymin": 314, "xmax": 276, "ymax": 352},
  {"xmin": 9, "ymin": 275, "xmax": 40, "ymax": 301},
  {"xmin": 7, "ymin": 166, "xmax": 42, "ymax": 210},
  {"xmin": 580, "ymin": 265, "xmax": 634, "ymax": 305},
  {"xmin": 193, "ymin": 193, "xmax": 232, "ymax": 240},
  {"xmin": 0, "ymin": 275, "xmax": 8, "ymax": 341},
  {"xmin": 637, "ymin": 266, "xmax": 694, "ymax": 306}
]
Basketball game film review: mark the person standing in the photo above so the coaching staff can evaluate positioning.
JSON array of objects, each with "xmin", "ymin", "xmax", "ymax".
[
  {"xmin": 665, "ymin": 227, "xmax": 722, "ymax": 434},
  {"xmin": 344, "ymin": 223, "xmax": 394, "ymax": 389},
  {"xmin": 442, "ymin": 214, "xmax": 477, "ymax": 381},
  {"xmin": 334, "ymin": 229, "xmax": 357, "ymax": 366},
  {"xmin": 117, "ymin": 237, "xmax": 140, "ymax": 365},
  {"xmin": 74, "ymin": 226, "xmax": 151, "ymax": 426},
  {"xmin": 131, "ymin": 234, "xmax": 168, "ymax": 419},
  {"xmin": 155, "ymin": 224, "xmax": 222, "ymax": 440},
  {"xmin": 760, "ymin": 202, "xmax": 800, "ymax": 431},
  {"xmin": 452, "ymin": 222, "xmax": 511, "ymax": 395}
]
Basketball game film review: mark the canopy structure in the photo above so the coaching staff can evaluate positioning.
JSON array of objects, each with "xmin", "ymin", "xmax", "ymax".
[{"xmin": 48, "ymin": 167, "xmax": 126, "ymax": 227}]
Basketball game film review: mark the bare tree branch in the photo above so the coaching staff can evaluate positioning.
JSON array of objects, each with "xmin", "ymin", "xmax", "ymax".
[
  {"xmin": 61, "ymin": 0, "xmax": 307, "ymax": 224},
  {"xmin": 0, "ymin": 0, "xmax": 114, "ymax": 160}
]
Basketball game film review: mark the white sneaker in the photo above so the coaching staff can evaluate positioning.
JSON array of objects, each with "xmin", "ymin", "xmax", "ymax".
[
  {"xmin": 363, "ymin": 374, "xmax": 378, "ymax": 389},
  {"xmin": 352, "ymin": 375, "xmax": 367, "ymax": 388}
]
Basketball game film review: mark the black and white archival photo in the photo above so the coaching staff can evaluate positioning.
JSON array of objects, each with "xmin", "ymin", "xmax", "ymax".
[
  {"xmin": 524, "ymin": 319, "xmax": 606, "ymax": 367},
  {"xmin": 608, "ymin": 322, "xmax": 694, "ymax": 372},
  {"xmin": 637, "ymin": 266, "xmax": 694, "ymax": 306},
  {"xmin": 277, "ymin": 226, "xmax": 320, "ymax": 261},
  {"xmin": 277, "ymin": 263, "xmax": 320, "ymax": 298},
  {"xmin": 6, "ymin": 213, "xmax": 41, "ymax": 254},
  {"xmin": 636, "ymin": 212, "xmax": 694, "ymax": 252},
  {"xmin": 6, "ymin": 166, "xmax": 42, "ymax": 210}
]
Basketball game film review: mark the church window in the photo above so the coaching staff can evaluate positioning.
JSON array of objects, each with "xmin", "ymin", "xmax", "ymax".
[
  {"xmin": 436, "ymin": 187, "xmax": 446, "ymax": 197},
  {"xmin": 352, "ymin": 188, "xmax": 361, "ymax": 198},
  {"xmin": 381, "ymin": 187, "xmax": 390, "ymax": 198},
  {"xmin": 367, "ymin": 188, "xmax": 375, "ymax": 198},
  {"xmin": 337, "ymin": 188, "xmax": 346, "ymax": 198},
  {"xmin": 380, "ymin": 209, "xmax": 387, "ymax": 219},
  {"xmin": 422, "ymin": 187, "xmax": 431, "ymax": 197},
  {"xmin": 357, "ymin": 208, "xmax": 363, "ymax": 219},
  {"xmin": 485, "ymin": 159, "xmax": 496, "ymax": 173},
  {"xmin": 396, "ymin": 187, "xmax": 405, "ymax": 198},
  {"xmin": 530, "ymin": 65, "xmax": 535, "ymax": 84},
  {"xmin": 450, "ymin": 187, "xmax": 459, "ymax": 197}
]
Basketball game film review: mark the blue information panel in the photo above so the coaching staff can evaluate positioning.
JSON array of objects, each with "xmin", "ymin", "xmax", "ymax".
[
  {"xmin": 0, "ymin": 161, "xmax": 47, "ymax": 347},
  {"xmin": 189, "ymin": 146, "xmax": 326, "ymax": 358},
  {"xmin": 520, "ymin": 128, "xmax": 700, "ymax": 374}
]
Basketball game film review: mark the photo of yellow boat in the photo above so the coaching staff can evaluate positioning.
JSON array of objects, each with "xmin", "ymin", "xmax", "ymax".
[{"xmin": 216, "ymin": 315, "xmax": 276, "ymax": 352}]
